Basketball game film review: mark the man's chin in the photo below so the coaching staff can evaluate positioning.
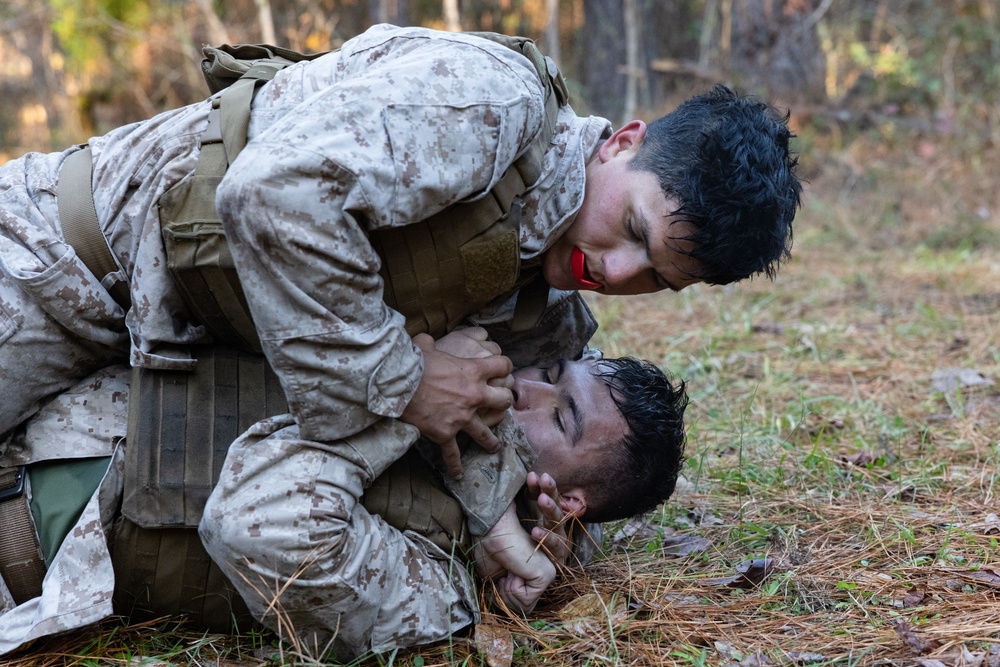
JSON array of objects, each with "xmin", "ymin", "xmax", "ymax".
[{"xmin": 541, "ymin": 260, "xmax": 573, "ymax": 292}]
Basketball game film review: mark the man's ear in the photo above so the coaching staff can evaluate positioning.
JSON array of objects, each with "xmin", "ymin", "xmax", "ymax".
[
  {"xmin": 558, "ymin": 488, "xmax": 587, "ymax": 517},
  {"xmin": 597, "ymin": 119, "xmax": 648, "ymax": 162}
]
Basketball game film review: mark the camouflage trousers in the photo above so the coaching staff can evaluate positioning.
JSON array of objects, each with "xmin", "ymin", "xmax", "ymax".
[
  {"xmin": 199, "ymin": 414, "xmax": 480, "ymax": 661},
  {"xmin": 0, "ymin": 366, "xmax": 128, "ymax": 656}
]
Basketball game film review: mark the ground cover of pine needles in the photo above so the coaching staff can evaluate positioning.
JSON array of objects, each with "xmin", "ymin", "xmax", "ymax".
[{"xmin": 8, "ymin": 125, "xmax": 1000, "ymax": 666}]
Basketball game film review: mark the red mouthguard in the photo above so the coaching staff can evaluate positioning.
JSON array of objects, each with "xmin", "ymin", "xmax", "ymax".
[{"xmin": 571, "ymin": 247, "xmax": 603, "ymax": 290}]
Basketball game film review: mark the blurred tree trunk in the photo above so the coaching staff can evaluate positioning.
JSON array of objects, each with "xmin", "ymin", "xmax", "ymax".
[
  {"xmin": 370, "ymin": 0, "xmax": 408, "ymax": 26},
  {"xmin": 0, "ymin": 2, "xmax": 79, "ymax": 151},
  {"xmin": 729, "ymin": 0, "xmax": 828, "ymax": 101},
  {"xmin": 622, "ymin": 0, "xmax": 645, "ymax": 121},
  {"xmin": 443, "ymin": 0, "xmax": 461, "ymax": 31},
  {"xmin": 255, "ymin": 0, "xmax": 277, "ymax": 44},
  {"xmin": 544, "ymin": 0, "xmax": 561, "ymax": 65},
  {"xmin": 582, "ymin": 0, "xmax": 626, "ymax": 122},
  {"xmin": 193, "ymin": 0, "xmax": 231, "ymax": 45},
  {"xmin": 582, "ymin": 0, "xmax": 658, "ymax": 123}
]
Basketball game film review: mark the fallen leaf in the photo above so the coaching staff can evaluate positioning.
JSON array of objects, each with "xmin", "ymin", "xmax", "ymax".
[
  {"xmin": 474, "ymin": 623, "xmax": 513, "ymax": 667},
  {"xmin": 736, "ymin": 558, "xmax": 781, "ymax": 586},
  {"xmin": 558, "ymin": 592, "xmax": 612, "ymax": 621},
  {"xmin": 880, "ymin": 484, "xmax": 918, "ymax": 502},
  {"xmin": 972, "ymin": 513, "xmax": 1000, "ymax": 534},
  {"xmin": 714, "ymin": 641, "xmax": 736, "ymax": 659},
  {"xmin": 739, "ymin": 651, "xmax": 772, "ymax": 666},
  {"xmin": 689, "ymin": 506, "xmax": 725, "ymax": 526},
  {"xmin": 961, "ymin": 569, "xmax": 1000, "ymax": 588},
  {"xmin": 931, "ymin": 367, "xmax": 993, "ymax": 394},
  {"xmin": 557, "ymin": 592, "xmax": 629, "ymax": 635},
  {"xmin": 660, "ymin": 535, "xmax": 712, "ymax": 557},
  {"xmin": 914, "ymin": 646, "xmax": 986, "ymax": 667},
  {"xmin": 895, "ymin": 622, "xmax": 941, "ymax": 654},
  {"xmin": 842, "ymin": 450, "xmax": 877, "ymax": 466},
  {"xmin": 707, "ymin": 558, "xmax": 783, "ymax": 589},
  {"xmin": 942, "ymin": 579, "xmax": 966, "ymax": 591},
  {"xmin": 611, "ymin": 516, "xmax": 671, "ymax": 544},
  {"xmin": 989, "ymin": 644, "xmax": 1000, "ymax": 667},
  {"xmin": 903, "ymin": 589, "xmax": 927, "ymax": 608}
]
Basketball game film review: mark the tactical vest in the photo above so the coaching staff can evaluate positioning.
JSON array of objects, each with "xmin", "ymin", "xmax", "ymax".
[
  {"xmin": 160, "ymin": 34, "xmax": 567, "ymax": 352},
  {"xmin": 113, "ymin": 346, "xmax": 471, "ymax": 632}
]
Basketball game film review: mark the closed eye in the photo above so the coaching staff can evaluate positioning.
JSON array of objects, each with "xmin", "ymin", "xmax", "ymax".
[
  {"xmin": 627, "ymin": 215, "xmax": 641, "ymax": 241},
  {"xmin": 543, "ymin": 368, "xmax": 566, "ymax": 433}
]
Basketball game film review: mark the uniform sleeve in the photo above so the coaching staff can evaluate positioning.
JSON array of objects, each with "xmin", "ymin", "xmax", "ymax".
[
  {"xmin": 414, "ymin": 413, "xmax": 536, "ymax": 535},
  {"xmin": 199, "ymin": 416, "xmax": 479, "ymax": 660},
  {"xmin": 216, "ymin": 35, "xmax": 546, "ymax": 443}
]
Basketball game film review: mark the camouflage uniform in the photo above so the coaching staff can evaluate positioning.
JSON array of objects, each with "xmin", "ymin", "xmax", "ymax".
[
  {"xmin": 198, "ymin": 414, "xmax": 539, "ymax": 660},
  {"xmin": 0, "ymin": 24, "xmax": 607, "ymax": 442},
  {"xmin": 0, "ymin": 366, "xmax": 128, "ymax": 655},
  {"xmin": 0, "ymin": 24, "xmax": 609, "ymax": 655},
  {"xmin": 0, "ymin": 366, "xmax": 535, "ymax": 658}
]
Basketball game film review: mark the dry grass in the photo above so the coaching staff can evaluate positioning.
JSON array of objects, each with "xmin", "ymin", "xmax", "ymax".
[{"xmin": 9, "ymin": 125, "xmax": 1000, "ymax": 665}]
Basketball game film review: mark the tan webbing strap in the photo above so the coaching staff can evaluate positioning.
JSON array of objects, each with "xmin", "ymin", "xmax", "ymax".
[
  {"xmin": 58, "ymin": 148, "xmax": 131, "ymax": 310},
  {"xmin": 219, "ymin": 63, "xmax": 281, "ymax": 165},
  {"xmin": 0, "ymin": 466, "xmax": 46, "ymax": 604}
]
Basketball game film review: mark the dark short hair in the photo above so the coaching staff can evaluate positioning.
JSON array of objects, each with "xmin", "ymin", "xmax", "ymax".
[
  {"xmin": 579, "ymin": 357, "xmax": 688, "ymax": 523},
  {"xmin": 629, "ymin": 84, "xmax": 802, "ymax": 285}
]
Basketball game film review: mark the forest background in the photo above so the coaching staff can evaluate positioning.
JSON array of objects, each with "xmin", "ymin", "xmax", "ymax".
[{"xmin": 4, "ymin": 1, "xmax": 1000, "ymax": 666}]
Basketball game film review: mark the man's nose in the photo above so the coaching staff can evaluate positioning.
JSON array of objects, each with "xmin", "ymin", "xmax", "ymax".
[
  {"xmin": 511, "ymin": 377, "xmax": 553, "ymax": 410},
  {"xmin": 602, "ymin": 246, "xmax": 646, "ymax": 288}
]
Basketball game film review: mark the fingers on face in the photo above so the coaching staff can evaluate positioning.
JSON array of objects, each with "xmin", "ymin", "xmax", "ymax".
[
  {"xmin": 487, "ymin": 374, "xmax": 514, "ymax": 390},
  {"xmin": 526, "ymin": 471, "xmax": 540, "ymax": 490},
  {"xmin": 477, "ymin": 408, "xmax": 506, "ymax": 428},
  {"xmin": 483, "ymin": 384, "xmax": 513, "ymax": 411},
  {"xmin": 480, "ymin": 354, "xmax": 513, "ymax": 378}
]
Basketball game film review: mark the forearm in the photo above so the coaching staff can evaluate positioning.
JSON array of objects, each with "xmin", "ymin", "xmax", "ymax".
[
  {"xmin": 200, "ymin": 416, "xmax": 477, "ymax": 660},
  {"xmin": 470, "ymin": 501, "xmax": 556, "ymax": 614}
]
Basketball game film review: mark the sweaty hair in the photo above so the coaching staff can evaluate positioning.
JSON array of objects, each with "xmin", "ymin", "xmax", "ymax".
[
  {"xmin": 628, "ymin": 84, "xmax": 802, "ymax": 285},
  {"xmin": 578, "ymin": 357, "xmax": 688, "ymax": 523}
]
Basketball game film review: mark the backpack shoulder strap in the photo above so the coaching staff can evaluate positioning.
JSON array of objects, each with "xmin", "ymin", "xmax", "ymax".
[
  {"xmin": 58, "ymin": 147, "xmax": 132, "ymax": 310},
  {"xmin": 200, "ymin": 43, "xmax": 334, "ymax": 164}
]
